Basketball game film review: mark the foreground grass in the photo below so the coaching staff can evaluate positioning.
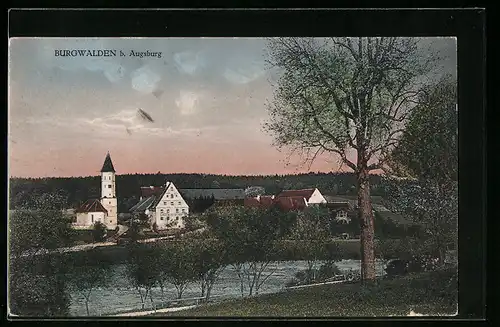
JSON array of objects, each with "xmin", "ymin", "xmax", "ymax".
[{"xmin": 152, "ymin": 268, "xmax": 457, "ymax": 317}]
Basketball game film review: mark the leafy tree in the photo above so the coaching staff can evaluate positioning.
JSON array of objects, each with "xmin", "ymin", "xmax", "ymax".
[
  {"xmin": 160, "ymin": 241, "xmax": 199, "ymax": 299},
  {"xmin": 126, "ymin": 244, "xmax": 162, "ymax": 309},
  {"xmin": 290, "ymin": 205, "xmax": 332, "ymax": 283},
  {"xmin": 8, "ymin": 192, "xmax": 76, "ymax": 317},
  {"xmin": 385, "ymin": 74, "xmax": 457, "ymax": 184},
  {"xmin": 265, "ymin": 37, "xmax": 438, "ymax": 280},
  {"xmin": 183, "ymin": 213, "xmax": 206, "ymax": 232},
  {"xmin": 68, "ymin": 250, "xmax": 113, "ymax": 316},
  {"xmin": 206, "ymin": 205, "xmax": 297, "ymax": 296},
  {"xmin": 382, "ymin": 75, "xmax": 458, "ymax": 264},
  {"xmin": 244, "ymin": 186, "xmax": 266, "ymax": 197},
  {"xmin": 91, "ymin": 221, "xmax": 107, "ymax": 243},
  {"xmin": 189, "ymin": 237, "xmax": 227, "ymax": 302},
  {"xmin": 9, "ymin": 253, "xmax": 71, "ymax": 317}
]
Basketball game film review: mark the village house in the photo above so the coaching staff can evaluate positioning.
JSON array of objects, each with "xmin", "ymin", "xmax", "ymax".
[
  {"xmin": 275, "ymin": 188, "xmax": 327, "ymax": 205},
  {"xmin": 71, "ymin": 152, "xmax": 118, "ymax": 230},
  {"xmin": 323, "ymin": 195, "xmax": 355, "ymax": 224},
  {"xmin": 129, "ymin": 181, "xmax": 189, "ymax": 230},
  {"xmin": 244, "ymin": 188, "xmax": 327, "ymax": 212}
]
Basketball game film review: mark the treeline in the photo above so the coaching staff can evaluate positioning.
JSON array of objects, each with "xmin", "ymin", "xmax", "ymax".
[{"xmin": 9, "ymin": 172, "xmax": 384, "ymax": 211}]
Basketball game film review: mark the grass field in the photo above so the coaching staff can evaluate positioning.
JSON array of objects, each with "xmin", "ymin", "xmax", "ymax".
[{"xmin": 151, "ymin": 268, "xmax": 457, "ymax": 317}]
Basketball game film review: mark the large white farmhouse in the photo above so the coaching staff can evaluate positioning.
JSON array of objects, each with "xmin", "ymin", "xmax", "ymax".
[
  {"xmin": 129, "ymin": 181, "xmax": 189, "ymax": 230},
  {"xmin": 72, "ymin": 152, "xmax": 118, "ymax": 230}
]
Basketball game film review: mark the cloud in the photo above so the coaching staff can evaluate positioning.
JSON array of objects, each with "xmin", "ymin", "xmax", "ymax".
[
  {"xmin": 223, "ymin": 60, "xmax": 266, "ymax": 84},
  {"xmin": 175, "ymin": 90, "xmax": 201, "ymax": 115},
  {"xmin": 24, "ymin": 109, "xmax": 206, "ymax": 138},
  {"xmin": 173, "ymin": 51, "xmax": 204, "ymax": 75},
  {"xmin": 130, "ymin": 65, "xmax": 161, "ymax": 94}
]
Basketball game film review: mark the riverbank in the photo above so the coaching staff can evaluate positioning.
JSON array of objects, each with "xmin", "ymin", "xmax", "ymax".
[{"xmin": 150, "ymin": 268, "xmax": 457, "ymax": 317}]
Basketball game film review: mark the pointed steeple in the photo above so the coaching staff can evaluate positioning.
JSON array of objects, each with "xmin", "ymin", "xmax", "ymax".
[{"xmin": 100, "ymin": 152, "xmax": 116, "ymax": 173}]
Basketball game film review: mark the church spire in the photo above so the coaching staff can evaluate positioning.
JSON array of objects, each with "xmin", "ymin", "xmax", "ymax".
[{"xmin": 100, "ymin": 152, "xmax": 116, "ymax": 173}]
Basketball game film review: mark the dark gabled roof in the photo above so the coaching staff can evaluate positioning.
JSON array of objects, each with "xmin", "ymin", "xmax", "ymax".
[
  {"xmin": 140, "ymin": 186, "xmax": 165, "ymax": 198},
  {"xmin": 100, "ymin": 152, "xmax": 116, "ymax": 173},
  {"xmin": 179, "ymin": 188, "xmax": 246, "ymax": 200},
  {"xmin": 151, "ymin": 181, "xmax": 172, "ymax": 209},
  {"xmin": 276, "ymin": 189, "xmax": 317, "ymax": 200},
  {"xmin": 211, "ymin": 199, "xmax": 245, "ymax": 207},
  {"xmin": 75, "ymin": 199, "xmax": 108, "ymax": 213},
  {"xmin": 129, "ymin": 195, "xmax": 157, "ymax": 213}
]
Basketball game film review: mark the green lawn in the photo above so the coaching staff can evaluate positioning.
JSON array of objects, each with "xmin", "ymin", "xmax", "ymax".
[{"xmin": 152, "ymin": 268, "xmax": 457, "ymax": 317}]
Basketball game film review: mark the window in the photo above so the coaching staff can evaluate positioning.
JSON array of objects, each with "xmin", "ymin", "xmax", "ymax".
[
  {"xmin": 336, "ymin": 211, "xmax": 347, "ymax": 219},
  {"xmin": 160, "ymin": 216, "xmax": 164, "ymax": 220},
  {"xmin": 109, "ymin": 220, "xmax": 112, "ymax": 223},
  {"xmin": 176, "ymin": 208, "xmax": 179, "ymax": 213},
  {"xmin": 91, "ymin": 214, "xmax": 94, "ymax": 223},
  {"xmin": 171, "ymin": 202, "xmax": 174, "ymax": 205},
  {"xmin": 160, "ymin": 209, "xmax": 164, "ymax": 213},
  {"xmin": 176, "ymin": 217, "xmax": 179, "ymax": 221},
  {"xmin": 167, "ymin": 209, "xmax": 170, "ymax": 213},
  {"xmin": 164, "ymin": 201, "xmax": 167, "ymax": 205},
  {"xmin": 108, "ymin": 185, "xmax": 112, "ymax": 188},
  {"xmin": 171, "ymin": 194, "xmax": 174, "ymax": 199},
  {"xmin": 182, "ymin": 208, "xmax": 185, "ymax": 212},
  {"xmin": 109, "ymin": 201, "xmax": 112, "ymax": 204},
  {"xmin": 175, "ymin": 194, "xmax": 177, "ymax": 197},
  {"xmin": 178, "ymin": 202, "xmax": 181, "ymax": 205}
]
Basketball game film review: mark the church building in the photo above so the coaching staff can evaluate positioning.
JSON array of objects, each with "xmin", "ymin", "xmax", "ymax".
[{"xmin": 72, "ymin": 152, "xmax": 118, "ymax": 230}]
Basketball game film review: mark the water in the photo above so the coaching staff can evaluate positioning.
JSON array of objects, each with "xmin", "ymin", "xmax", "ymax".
[{"xmin": 67, "ymin": 260, "xmax": 386, "ymax": 316}]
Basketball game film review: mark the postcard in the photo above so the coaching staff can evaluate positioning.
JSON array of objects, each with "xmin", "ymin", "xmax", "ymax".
[{"xmin": 8, "ymin": 36, "xmax": 459, "ymax": 318}]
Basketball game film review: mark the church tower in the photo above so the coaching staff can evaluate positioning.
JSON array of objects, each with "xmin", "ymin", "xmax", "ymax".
[{"xmin": 100, "ymin": 152, "xmax": 117, "ymax": 229}]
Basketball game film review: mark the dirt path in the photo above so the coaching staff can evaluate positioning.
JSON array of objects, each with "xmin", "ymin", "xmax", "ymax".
[{"xmin": 108, "ymin": 305, "xmax": 198, "ymax": 317}]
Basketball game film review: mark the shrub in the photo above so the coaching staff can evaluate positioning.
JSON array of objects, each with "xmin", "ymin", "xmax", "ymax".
[{"xmin": 91, "ymin": 221, "xmax": 107, "ymax": 243}]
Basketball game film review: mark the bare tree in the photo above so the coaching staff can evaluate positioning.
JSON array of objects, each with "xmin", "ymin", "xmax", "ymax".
[{"xmin": 264, "ymin": 37, "xmax": 437, "ymax": 280}]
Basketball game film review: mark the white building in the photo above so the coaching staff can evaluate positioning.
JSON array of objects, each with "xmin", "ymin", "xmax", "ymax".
[
  {"xmin": 129, "ymin": 181, "xmax": 189, "ymax": 230},
  {"xmin": 73, "ymin": 199, "xmax": 108, "ymax": 229},
  {"xmin": 71, "ymin": 152, "xmax": 118, "ymax": 230},
  {"xmin": 100, "ymin": 152, "xmax": 118, "ymax": 229}
]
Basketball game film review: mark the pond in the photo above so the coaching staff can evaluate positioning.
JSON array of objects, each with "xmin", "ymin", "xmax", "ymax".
[{"xmin": 67, "ymin": 259, "xmax": 387, "ymax": 316}]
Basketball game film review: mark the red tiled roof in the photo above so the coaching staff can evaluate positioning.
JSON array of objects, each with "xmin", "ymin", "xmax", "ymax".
[
  {"xmin": 276, "ymin": 189, "xmax": 316, "ymax": 200},
  {"xmin": 259, "ymin": 195, "xmax": 275, "ymax": 207},
  {"xmin": 275, "ymin": 196, "xmax": 308, "ymax": 211},
  {"xmin": 75, "ymin": 199, "xmax": 108, "ymax": 213},
  {"xmin": 244, "ymin": 197, "xmax": 261, "ymax": 208},
  {"xmin": 244, "ymin": 195, "xmax": 308, "ymax": 212},
  {"xmin": 140, "ymin": 186, "xmax": 164, "ymax": 198}
]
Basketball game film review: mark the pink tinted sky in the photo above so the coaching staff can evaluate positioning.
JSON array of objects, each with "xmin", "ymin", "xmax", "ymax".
[{"xmin": 8, "ymin": 38, "xmax": 456, "ymax": 178}]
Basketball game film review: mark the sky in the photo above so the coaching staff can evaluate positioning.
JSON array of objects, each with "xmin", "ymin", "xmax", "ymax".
[{"xmin": 8, "ymin": 37, "xmax": 457, "ymax": 178}]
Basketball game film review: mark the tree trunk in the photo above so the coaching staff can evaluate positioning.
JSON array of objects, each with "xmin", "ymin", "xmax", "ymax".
[
  {"xmin": 357, "ymin": 164, "xmax": 376, "ymax": 281},
  {"xmin": 201, "ymin": 279, "xmax": 206, "ymax": 298},
  {"xmin": 85, "ymin": 300, "xmax": 89, "ymax": 316},
  {"xmin": 206, "ymin": 281, "xmax": 213, "ymax": 302},
  {"xmin": 149, "ymin": 289, "xmax": 154, "ymax": 310}
]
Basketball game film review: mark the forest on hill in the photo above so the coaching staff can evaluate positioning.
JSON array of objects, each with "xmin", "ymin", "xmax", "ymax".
[{"xmin": 9, "ymin": 172, "xmax": 384, "ymax": 212}]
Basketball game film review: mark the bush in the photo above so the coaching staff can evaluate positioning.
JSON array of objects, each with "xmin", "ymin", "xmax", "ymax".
[
  {"xmin": 92, "ymin": 222, "xmax": 107, "ymax": 243},
  {"xmin": 287, "ymin": 262, "xmax": 344, "ymax": 287}
]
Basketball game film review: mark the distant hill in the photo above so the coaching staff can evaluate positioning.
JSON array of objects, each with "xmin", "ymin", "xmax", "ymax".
[{"xmin": 8, "ymin": 172, "xmax": 384, "ymax": 211}]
